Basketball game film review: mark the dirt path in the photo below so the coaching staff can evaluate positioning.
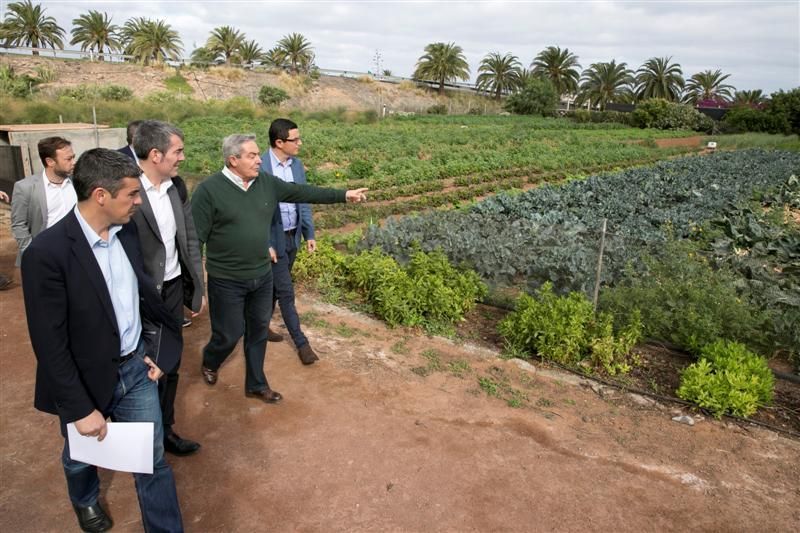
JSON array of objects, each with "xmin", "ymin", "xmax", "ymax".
[{"xmin": 1, "ymin": 205, "xmax": 799, "ymax": 531}]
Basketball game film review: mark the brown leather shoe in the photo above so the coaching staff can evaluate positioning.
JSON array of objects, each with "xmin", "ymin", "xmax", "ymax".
[
  {"xmin": 245, "ymin": 388, "xmax": 283, "ymax": 403},
  {"xmin": 201, "ymin": 365, "xmax": 218, "ymax": 385},
  {"xmin": 298, "ymin": 344, "xmax": 319, "ymax": 365},
  {"xmin": 267, "ymin": 328, "xmax": 284, "ymax": 342}
]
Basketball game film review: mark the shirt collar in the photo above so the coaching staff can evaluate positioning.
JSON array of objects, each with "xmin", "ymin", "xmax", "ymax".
[
  {"xmin": 139, "ymin": 171, "xmax": 172, "ymax": 193},
  {"xmin": 269, "ymin": 149, "xmax": 292, "ymax": 169},
  {"xmin": 221, "ymin": 166, "xmax": 251, "ymax": 190},
  {"xmin": 42, "ymin": 169, "xmax": 72, "ymax": 188},
  {"xmin": 73, "ymin": 205, "xmax": 122, "ymax": 248}
]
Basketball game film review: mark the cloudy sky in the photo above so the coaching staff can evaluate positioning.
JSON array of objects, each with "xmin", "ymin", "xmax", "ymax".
[{"xmin": 8, "ymin": 0, "xmax": 800, "ymax": 93}]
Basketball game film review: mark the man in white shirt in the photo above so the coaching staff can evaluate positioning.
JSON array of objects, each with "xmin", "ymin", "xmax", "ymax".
[
  {"xmin": 130, "ymin": 120, "xmax": 205, "ymax": 457},
  {"xmin": 11, "ymin": 136, "xmax": 77, "ymax": 266}
]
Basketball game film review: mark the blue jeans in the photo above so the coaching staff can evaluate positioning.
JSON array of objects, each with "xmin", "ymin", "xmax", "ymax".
[
  {"xmin": 203, "ymin": 272, "xmax": 274, "ymax": 392},
  {"xmin": 272, "ymin": 243, "xmax": 308, "ymax": 349},
  {"xmin": 62, "ymin": 348, "xmax": 183, "ymax": 533}
]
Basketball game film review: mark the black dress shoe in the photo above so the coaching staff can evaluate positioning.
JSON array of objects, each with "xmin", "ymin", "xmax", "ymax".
[
  {"xmin": 164, "ymin": 432, "xmax": 201, "ymax": 456},
  {"xmin": 245, "ymin": 388, "xmax": 283, "ymax": 403},
  {"xmin": 267, "ymin": 328, "xmax": 284, "ymax": 342},
  {"xmin": 298, "ymin": 344, "xmax": 319, "ymax": 365},
  {"xmin": 201, "ymin": 364, "xmax": 218, "ymax": 385},
  {"xmin": 73, "ymin": 502, "xmax": 113, "ymax": 532}
]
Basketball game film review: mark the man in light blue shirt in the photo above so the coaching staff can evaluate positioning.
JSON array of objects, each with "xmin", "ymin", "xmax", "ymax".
[{"xmin": 261, "ymin": 118, "xmax": 320, "ymax": 365}]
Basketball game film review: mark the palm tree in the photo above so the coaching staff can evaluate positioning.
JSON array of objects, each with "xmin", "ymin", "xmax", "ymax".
[
  {"xmin": 190, "ymin": 46, "xmax": 217, "ymax": 66},
  {"xmin": 634, "ymin": 56, "xmax": 684, "ymax": 102},
  {"xmin": 476, "ymin": 52, "xmax": 521, "ymax": 100},
  {"xmin": 238, "ymin": 39, "xmax": 265, "ymax": 65},
  {"xmin": 683, "ymin": 69, "xmax": 735, "ymax": 104},
  {"xmin": 0, "ymin": 0, "xmax": 65, "ymax": 55},
  {"xmin": 733, "ymin": 89, "xmax": 767, "ymax": 107},
  {"xmin": 121, "ymin": 17, "xmax": 182, "ymax": 65},
  {"xmin": 531, "ymin": 46, "xmax": 581, "ymax": 97},
  {"xmin": 413, "ymin": 42, "xmax": 470, "ymax": 95},
  {"xmin": 70, "ymin": 10, "xmax": 120, "ymax": 61},
  {"xmin": 578, "ymin": 60, "xmax": 634, "ymax": 111},
  {"xmin": 516, "ymin": 68, "xmax": 535, "ymax": 90},
  {"xmin": 206, "ymin": 26, "xmax": 244, "ymax": 66},
  {"xmin": 275, "ymin": 33, "xmax": 314, "ymax": 74}
]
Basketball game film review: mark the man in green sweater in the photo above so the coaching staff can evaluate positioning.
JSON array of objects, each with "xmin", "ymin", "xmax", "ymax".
[{"xmin": 191, "ymin": 134, "xmax": 367, "ymax": 403}]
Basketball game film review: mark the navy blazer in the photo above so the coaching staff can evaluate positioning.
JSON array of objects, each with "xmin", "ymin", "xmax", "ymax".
[
  {"xmin": 117, "ymin": 145, "xmax": 137, "ymax": 162},
  {"xmin": 21, "ymin": 210, "xmax": 181, "ymax": 427},
  {"xmin": 260, "ymin": 154, "xmax": 315, "ymax": 256}
]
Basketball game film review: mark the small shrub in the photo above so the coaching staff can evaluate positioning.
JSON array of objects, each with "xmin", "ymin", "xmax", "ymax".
[
  {"xmin": 164, "ymin": 72, "xmax": 194, "ymax": 94},
  {"xmin": 98, "ymin": 85, "xmax": 133, "ymax": 101},
  {"xmin": 600, "ymin": 240, "xmax": 770, "ymax": 355},
  {"xmin": 34, "ymin": 65, "xmax": 57, "ymax": 83},
  {"xmin": 677, "ymin": 340, "xmax": 774, "ymax": 418},
  {"xmin": 258, "ymin": 84, "xmax": 290, "ymax": 106},
  {"xmin": 631, "ymin": 98, "xmax": 713, "ymax": 132},
  {"xmin": 427, "ymin": 104, "xmax": 448, "ymax": 115},
  {"xmin": 504, "ymin": 78, "xmax": 558, "ymax": 117},
  {"xmin": 499, "ymin": 282, "xmax": 642, "ymax": 373},
  {"xmin": 348, "ymin": 159, "xmax": 374, "ymax": 180}
]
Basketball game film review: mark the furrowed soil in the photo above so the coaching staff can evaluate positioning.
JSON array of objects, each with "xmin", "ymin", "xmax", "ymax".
[{"xmin": 1, "ymin": 203, "xmax": 799, "ymax": 532}]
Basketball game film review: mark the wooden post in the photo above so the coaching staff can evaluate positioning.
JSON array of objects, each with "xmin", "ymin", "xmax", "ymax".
[
  {"xmin": 58, "ymin": 114, "xmax": 63, "ymax": 124},
  {"xmin": 592, "ymin": 218, "xmax": 608, "ymax": 310},
  {"xmin": 92, "ymin": 106, "xmax": 99, "ymax": 147}
]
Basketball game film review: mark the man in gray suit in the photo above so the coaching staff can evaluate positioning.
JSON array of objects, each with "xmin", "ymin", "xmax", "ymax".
[
  {"xmin": 131, "ymin": 120, "xmax": 205, "ymax": 457},
  {"xmin": 11, "ymin": 136, "xmax": 77, "ymax": 266}
]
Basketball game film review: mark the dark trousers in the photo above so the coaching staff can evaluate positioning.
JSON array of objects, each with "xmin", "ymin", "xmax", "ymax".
[
  {"xmin": 203, "ymin": 272, "xmax": 274, "ymax": 392},
  {"xmin": 159, "ymin": 276, "xmax": 183, "ymax": 434},
  {"xmin": 62, "ymin": 342, "xmax": 183, "ymax": 532},
  {"xmin": 272, "ymin": 237, "xmax": 308, "ymax": 349}
]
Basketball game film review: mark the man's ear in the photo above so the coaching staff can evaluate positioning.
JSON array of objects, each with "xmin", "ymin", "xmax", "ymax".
[{"xmin": 91, "ymin": 187, "xmax": 107, "ymax": 207}]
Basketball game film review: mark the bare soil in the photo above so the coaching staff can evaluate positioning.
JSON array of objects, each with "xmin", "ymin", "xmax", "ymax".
[
  {"xmin": 1, "ymin": 55, "xmax": 463, "ymax": 114},
  {"xmin": 1, "ymin": 204, "xmax": 800, "ymax": 532}
]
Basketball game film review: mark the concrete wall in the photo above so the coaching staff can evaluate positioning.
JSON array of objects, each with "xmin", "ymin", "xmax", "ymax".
[{"xmin": 0, "ymin": 127, "xmax": 126, "ymax": 179}]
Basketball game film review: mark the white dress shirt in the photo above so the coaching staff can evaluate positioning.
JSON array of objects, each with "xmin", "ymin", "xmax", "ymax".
[
  {"xmin": 140, "ymin": 173, "xmax": 181, "ymax": 282},
  {"xmin": 221, "ymin": 166, "xmax": 251, "ymax": 191},
  {"xmin": 42, "ymin": 170, "xmax": 77, "ymax": 228},
  {"xmin": 268, "ymin": 149, "xmax": 298, "ymax": 231}
]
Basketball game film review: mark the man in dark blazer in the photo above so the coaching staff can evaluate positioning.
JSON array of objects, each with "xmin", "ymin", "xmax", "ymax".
[
  {"xmin": 261, "ymin": 118, "xmax": 320, "ymax": 365},
  {"xmin": 117, "ymin": 119, "xmax": 142, "ymax": 161},
  {"xmin": 21, "ymin": 148, "xmax": 183, "ymax": 533},
  {"xmin": 130, "ymin": 120, "xmax": 204, "ymax": 457}
]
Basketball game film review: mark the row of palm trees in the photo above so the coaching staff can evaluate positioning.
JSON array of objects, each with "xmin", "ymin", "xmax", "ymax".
[
  {"xmin": 2, "ymin": 0, "xmax": 761, "ymax": 109},
  {"xmin": 416, "ymin": 42, "xmax": 746, "ymax": 109},
  {"xmin": 0, "ymin": 1, "xmax": 314, "ymax": 70}
]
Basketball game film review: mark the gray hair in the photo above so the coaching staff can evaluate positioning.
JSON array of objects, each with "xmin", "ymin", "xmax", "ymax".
[
  {"xmin": 133, "ymin": 120, "xmax": 184, "ymax": 160},
  {"xmin": 222, "ymin": 133, "xmax": 257, "ymax": 167}
]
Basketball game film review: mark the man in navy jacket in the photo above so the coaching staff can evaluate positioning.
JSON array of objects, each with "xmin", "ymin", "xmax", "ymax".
[
  {"xmin": 261, "ymin": 118, "xmax": 320, "ymax": 365},
  {"xmin": 21, "ymin": 148, "xmax": 183, "ymax": 532}
]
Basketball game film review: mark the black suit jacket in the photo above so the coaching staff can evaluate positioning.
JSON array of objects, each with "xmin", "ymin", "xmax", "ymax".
[
  {"xmin": 117, "ymin": 145, "xmax": 137, "ymax": 161},
  {"xmin": 21, "ymin": 210, "xmax": 181, "ymax": 426}
]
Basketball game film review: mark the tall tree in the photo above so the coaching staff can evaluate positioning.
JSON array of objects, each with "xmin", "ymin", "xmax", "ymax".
[
  {"xmin": 275, "ymin": 32, "xmax": 314, "ymax": 74},
  {"xmin": 0, "ymin": 0, "xmax": 65, "ymax": 55},
  {"xmin": 121, "ymin": 17, "xmax": 183, "ymax": 65},
  {"xmin": 684, "ymin": 69, "xmax": 735, "ymax": 104},
  {"xmin": 476, "ymin": 52, "xmax": 521, "ymax": 100},
  {"xmin": 578, "ymin": 60, "xmax": 634, "ymax": 111},
  {"xmin": 634, "ymin": 56, "xmax": 684, "ymax": 102},
  {"xmin": 70, "ymin": 10, "xmax": 120, "ymax": 61},
  {"xmin": 206, "ymin": 25, "xmax": 244, "ymax": 66},
  {"xmin": 531, "ymin": 46, "xmax": 581, "ymax": 96},
  {"xmin": 733, "ymin": 89, "xmax": 766, "ymax": 107},
  {"xmin": 413, "ymin": 41, "xmax": 470, "ymax": 95},
  {"xmin": 238, "ymin": 39, "xmax": 265, "ymax": 65}
]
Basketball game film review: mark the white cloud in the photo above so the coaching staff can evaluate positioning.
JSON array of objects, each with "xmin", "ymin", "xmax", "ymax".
[{"xmin": 22, "ymin": 0, "xmax": 800, "ymax": 92}]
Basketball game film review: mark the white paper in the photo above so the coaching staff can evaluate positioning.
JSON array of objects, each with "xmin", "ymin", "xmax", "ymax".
[{"xmin": 67, "ymin": 422, "xmax": 154, "ymax": 474}]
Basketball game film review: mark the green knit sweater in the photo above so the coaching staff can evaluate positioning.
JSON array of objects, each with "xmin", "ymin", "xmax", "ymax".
[{"xmin": 191, "ymin": 171, "xmax": 345, "ymax": 280}]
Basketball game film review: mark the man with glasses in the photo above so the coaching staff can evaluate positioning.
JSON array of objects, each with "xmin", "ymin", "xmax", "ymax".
[
  {"xmin": 191, "ymin": 133, "xmax": 367, "ymax": 404},
  {"xmin": 260, "ymin": 118, "xmax": 320, "ymax": 365}
]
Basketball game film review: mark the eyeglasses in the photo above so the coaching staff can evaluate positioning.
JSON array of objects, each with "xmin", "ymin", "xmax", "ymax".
[{"xmin": 282, "ymin": 138, "xmax": 301, "ymax": 143}]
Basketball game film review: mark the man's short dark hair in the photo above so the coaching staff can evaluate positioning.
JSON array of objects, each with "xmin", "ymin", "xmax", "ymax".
[
  {"xmin": 73, "ymin": 148, "xmax": 142, "ymax": 201},
  {"xmin": 126, "ymin": 120, "xmax": 144, "ymax": 145},
  {"xmin": 132, "ymin": 120, "xmax": 184, "ymax": 160},
  {"xmin": 38, "ymin": 137, "xmax": 71, "ymax": 166},
  {"xmin": 269, "ymin": 118, "xmax": 299, "ymax": 147}
]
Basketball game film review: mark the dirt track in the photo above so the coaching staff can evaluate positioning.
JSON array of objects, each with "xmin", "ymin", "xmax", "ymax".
[{"xmin": 1, "ymin": 204, "xmax": 799, "ymax": 532}]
